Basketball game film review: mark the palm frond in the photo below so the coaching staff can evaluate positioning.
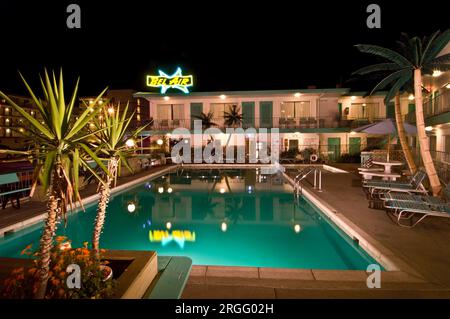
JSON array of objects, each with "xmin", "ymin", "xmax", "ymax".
[
  {"xmin": 423, "ymin": 29, "xmax": 450, "ymax": 63},
  {"xmin": 352, "ymin": 63, "xmax": 399, "ymax": 76},
  {"xmin": 354, "ymin": 44, "xmax": 413, "ymax": 67}
]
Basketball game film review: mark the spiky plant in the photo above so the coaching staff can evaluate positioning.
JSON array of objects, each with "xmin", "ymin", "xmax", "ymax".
[
  {"xmin": 90, "ymin": 102, "xmax": 148, "ymax": 256},
  {"xmin": 193, "ymin": 111, "xmax": 217, "ymax": 130},
  {"xmin": 0, "ymin": 69, "xmax": 109, "ymax": 298},
  {"xmin": 354, "ymin": 29, "xmax": 450, "ymax": 195}
]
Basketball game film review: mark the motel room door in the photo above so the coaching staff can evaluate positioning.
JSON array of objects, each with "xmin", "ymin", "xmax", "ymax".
[
  {"xmin": 327, "ymin": 137, "xmax": 341, "ymax": 162},
  {"xmin": 259, "ymin": 101, "xmax": 273, "ymax": 128},
  {"xmin": 242, "ymin": 102, "xmax": 255, "ymax": 128},
  {"xmin": 190, "ymin": 103, "xmax": 203, "ymax": 129},
  {"xmin": 349, "ymin": 137, "xmax": 361, "ymax": 155}
]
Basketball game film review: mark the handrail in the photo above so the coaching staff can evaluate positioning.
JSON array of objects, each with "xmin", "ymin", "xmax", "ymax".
[{"xmin": 293, "ymin": 167, "xmax": 322, "ymax": 198}]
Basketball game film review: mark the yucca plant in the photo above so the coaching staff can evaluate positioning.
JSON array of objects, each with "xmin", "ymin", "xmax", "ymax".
[
  {"xmin": 0, "ymin": 69, "xmax": 109, "ymax": 298},
  {"xmin": 355, "ymin": 29, "xmax": 450, "ymax": 195},
  {"xmin": 90, "ymin": 102, "xmax": 148, "ymax": 256}
]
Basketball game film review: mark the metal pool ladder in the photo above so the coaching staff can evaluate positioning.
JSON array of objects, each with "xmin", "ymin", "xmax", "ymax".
[{"xmin": 293, "ymin": 167, "xmax": 322, "ymax": 198}]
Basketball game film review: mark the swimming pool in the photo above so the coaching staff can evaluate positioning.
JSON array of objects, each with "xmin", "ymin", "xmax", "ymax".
[{"xmin": 0, "ymin": 168, "xmax": 380, "ymax": 270}]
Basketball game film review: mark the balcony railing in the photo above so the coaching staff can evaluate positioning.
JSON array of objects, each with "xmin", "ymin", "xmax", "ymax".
[
  {"xmin": 405, "ymin": 91, "xmax": 450, "ymax": 123},
  {"xmin": 146, "ymin": 116, "xmax": 387, "ymax": 130}
]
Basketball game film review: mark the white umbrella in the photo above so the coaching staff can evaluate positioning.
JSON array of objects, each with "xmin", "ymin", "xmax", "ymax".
[{"xmin": 352, "ymin": 119, "xmax": 417, "ymax": 162}]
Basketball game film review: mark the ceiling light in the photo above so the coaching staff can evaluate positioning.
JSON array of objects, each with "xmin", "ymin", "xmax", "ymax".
[{"xmin": 432, "ymin": 70, "xmax": 442, "ymax": 77}]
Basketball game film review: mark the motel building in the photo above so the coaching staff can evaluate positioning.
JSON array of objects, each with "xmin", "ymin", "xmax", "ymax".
[{"xmin": 134, "ymin": 85, "xmax": 413, "ymax": 163}]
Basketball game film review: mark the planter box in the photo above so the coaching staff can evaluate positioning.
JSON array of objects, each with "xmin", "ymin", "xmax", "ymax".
[
  {"xmin": 104, "ymin": 250, "xmax": 158, "ymax": 299},
  {"xmin": 0, "ymin": 250, "xmax": 191, "ymax": 299},
  {"xmin": 0, "ymin": 250, "xmax": 158, "ymax": 299}
]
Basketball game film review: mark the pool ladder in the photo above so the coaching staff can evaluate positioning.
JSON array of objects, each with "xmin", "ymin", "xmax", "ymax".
[{"xmin": 293, "ymin": 167, "xmax": 322, "ymax": 198}]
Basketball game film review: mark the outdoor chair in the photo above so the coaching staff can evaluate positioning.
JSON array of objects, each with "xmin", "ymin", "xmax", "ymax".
[
  {"xmin": 299, "ymin": 117, "xmax": 308, "ymax": 128},
  {"xmin": 380, "ymin": 183, "xmax": 450, "ymax": 210},
  {"xmin": 384, "ymin": 200, "xmax": 450, "ymax": 228},
  {"xmin": 362, "ymin": 169, "xmax": 427, "ymax": 198},
  {"xmin": 286, "ymin": 118, "xmax": 296, "ymax": 128}
]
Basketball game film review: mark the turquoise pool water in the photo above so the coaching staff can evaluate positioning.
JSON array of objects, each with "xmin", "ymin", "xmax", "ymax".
[{"xmin": 0, "ymin": 169, "xmax": 380, "ymax": 270}]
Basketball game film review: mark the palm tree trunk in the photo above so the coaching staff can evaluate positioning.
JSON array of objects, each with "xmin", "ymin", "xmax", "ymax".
[
  {"xmin": 414, "ymin": 68, "xmax": 442, "ymax": 196},
  {"xmin": 35, "ymin": 169, "xmax": 61, "ymax": 299},
  {"xmin": 395, "ymin": 93, "xmax": 417, "ymax": 174},
  {"xmin": 92, "ymin": 158, "xmax": 117, "ymax": 257}
]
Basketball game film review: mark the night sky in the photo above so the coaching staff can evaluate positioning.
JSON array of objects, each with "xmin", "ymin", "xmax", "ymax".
[{"xmin": 0, "ymin": 0, "xmax": 448, "ymax": 96}]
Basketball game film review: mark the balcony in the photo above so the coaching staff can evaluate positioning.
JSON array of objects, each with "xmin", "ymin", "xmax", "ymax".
[
  {"xmin": 145, "ymin": 116, "xmax": 387, "ymax": 131},
  {"xmin": 405, "ymin": 91, "xmax": 450, "ymax": 123}
]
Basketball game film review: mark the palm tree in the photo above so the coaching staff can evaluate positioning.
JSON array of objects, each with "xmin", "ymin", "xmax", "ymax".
[
  {"xmin": 224, "ymin": 105, "xmax": 242, "ymax": 128},
  {"xmin": 354, "ymin": 30, "xmax": 449, "ymax": 195},
  {"xmin": 193, "ymin": 112, "xmax": 217, "ymax": 149},
  {"xmin": 193, "ymin": 111, "xmax": 217, "ymax": 130},
  {"xmin": 91, "ymin": 102, "xmax": 148, "ymax": 256},
  {"xmin": 353, "ymin": 64, "xmax": 418, "ymax": 175},
  {"xmin": 0, "ymin": 69, "xmax": 108, "ymax": 298},
  {"xmin": 223, "ymin": 105, "xmax": 243, "ymax": 147}
]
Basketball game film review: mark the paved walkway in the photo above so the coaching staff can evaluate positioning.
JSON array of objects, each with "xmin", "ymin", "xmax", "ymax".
[{"xmin": 294, "ymin": 164, "xmax": 450, "ymax": 287}]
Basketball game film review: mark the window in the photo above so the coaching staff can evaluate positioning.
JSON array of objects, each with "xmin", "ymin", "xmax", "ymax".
[
  {"xmin": 280, "ymin": 101, "xmax": 311, "ymax": 118},
  {"xmin": 156, "ymin": 104, "xmax": 184, "ymax": 120},
  {"xmin": 210, "ymin": 103, "xmax": 236, "ymax": 118},
  {"xmin": 348, "ymin": 103, "xmax": 381, "ymax": 119}
]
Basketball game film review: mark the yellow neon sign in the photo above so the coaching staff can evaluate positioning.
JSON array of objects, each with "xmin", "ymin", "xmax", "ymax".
[{"xmin": 146, "ymin": 67, "xmax": 193, "ymax": 94}]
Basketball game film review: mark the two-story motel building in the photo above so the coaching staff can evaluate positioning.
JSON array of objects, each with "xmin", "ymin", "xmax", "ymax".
[{"xmin": 134, "ymin": 88, "xmax": 418, "ymax": 160}]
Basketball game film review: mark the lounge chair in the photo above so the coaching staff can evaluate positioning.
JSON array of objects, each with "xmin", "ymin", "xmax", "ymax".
[
  {"xmin": 363, "ymin": 169, "xmax": 427, "ymax": 198},
  {"xmin": 380, "ymin": 183, "xmax": 450, "ymax": 209},
  {"xmin": 384, "ymin": 200, "xmax": 450, "ymax": 228}
]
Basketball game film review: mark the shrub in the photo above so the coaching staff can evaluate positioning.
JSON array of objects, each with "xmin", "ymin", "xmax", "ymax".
[{"xmin": 1, "ymin": 236, "xmax": 116, "ymax": 299}]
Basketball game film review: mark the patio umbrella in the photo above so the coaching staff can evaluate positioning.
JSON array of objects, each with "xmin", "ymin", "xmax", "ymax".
[{"xmin": 352, "ymin": 118, "xmax": 417, "ymax": 162}]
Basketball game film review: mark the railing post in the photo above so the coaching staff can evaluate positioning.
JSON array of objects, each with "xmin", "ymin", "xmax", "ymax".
[
  {"xmin": 318, "ymin": 169, "xmax": 322, "ymax": 192},
  {"xmin": 314, "ymin": 168, "xmax": 317, "ymax": 189}
]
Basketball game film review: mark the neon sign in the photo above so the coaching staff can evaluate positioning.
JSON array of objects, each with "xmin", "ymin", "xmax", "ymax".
[
  {"xmin": 149, "ymin": 230, "xmax": 196, "ymax": 248},
  {"xmin": 146, "ymin": 67, "xmax": 193, "ymax": 94}
]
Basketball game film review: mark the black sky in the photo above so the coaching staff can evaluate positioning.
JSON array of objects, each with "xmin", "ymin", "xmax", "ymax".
[{"xmin": 0, "ymin": 0, "xmax": 448, "ymax": 96}]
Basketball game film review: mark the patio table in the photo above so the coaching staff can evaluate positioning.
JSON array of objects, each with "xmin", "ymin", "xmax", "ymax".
[{"xmin": 372, "ymin": 161, "xmax": 403, "ymax": 174}]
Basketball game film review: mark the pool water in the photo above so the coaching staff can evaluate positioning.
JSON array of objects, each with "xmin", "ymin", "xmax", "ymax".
[{"xmin": 0, "ymin": 169, "xmax": 380, "ymax": 270}]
